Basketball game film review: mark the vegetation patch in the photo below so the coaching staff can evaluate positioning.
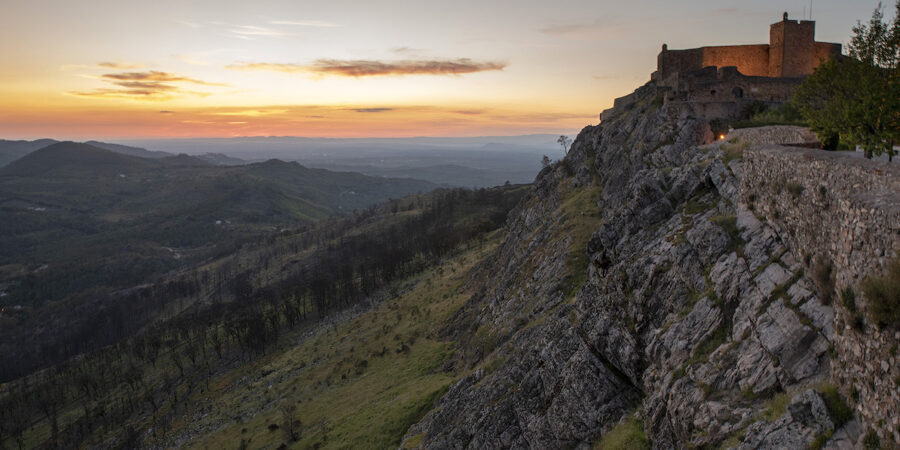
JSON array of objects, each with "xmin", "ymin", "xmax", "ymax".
[
  {"xmin": 785, "ymin": 182, "xmax": 804, "ymax": 199},
  {"xmin": 762, "ymin": 391, "xmax": 792, "ymax": 421},
  {"xmin": 819, "ymin": 384, "xmax": 853, "ymax": 428},
  {"xmin": 559, "ymin": 184, "xmax": 605, "ymax": 299},
  {"xmin": 688, "ymin": 319, "xmax": 729, "ymax": 366},
  {"xmin": 809, "ymin": 429, "xmax": 834, "ymax": 450},
  {"xmin": 402, "ymin": 432, "xmax": 425, "ymax": 449},
  {"xmin": 593, "ymin": 417, "xmax": 651, "ymax": 450},
  {"xmin": 811, "ymin": 257, "xmax": 835, "ymax": 305},
  {"xmin": 721, "ymin": 140, "xmax": 748, "ymax": 164},
  {"xmin": 709, "ymin": 214, "xmax": 745, "ymax": 253},
  {"xmin": 192, "ymin": 244, "xmax": 488, "ymax": 450},
  {"xmin": 861, "ymin": 258, "xmax": 900, "ymax": 330},
  {"xmin": 841, "ymin": 287, "xmax": 866, "ymax": 331},
  {"xmin": 862, "ymin": 428, "xmax": 881, "ymax": 449},
  {"xmin": 731, "ymin": 103, "xmax": 806, "ymax": 129},
  {"xmin": 683, "ymin": 198, "xmax": 713, "ymax": 215}
]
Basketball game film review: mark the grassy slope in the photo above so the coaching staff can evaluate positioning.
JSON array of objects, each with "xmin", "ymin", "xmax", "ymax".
[
  {"xmin": 172, "ymin": 237, "xmax": 500, "ymax": 449},
  {"xmin": 4, "ymin": 184, "xmax": 518, "ymax": 448}
]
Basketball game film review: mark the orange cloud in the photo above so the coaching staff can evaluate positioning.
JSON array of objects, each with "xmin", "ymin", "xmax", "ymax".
[
  {"xmin": 69, "ymin": 70, "xmax": 225, "ymax": 100},
  {"xmin": 227, "ymin": 58, "xmax": 506, "ymax": 77}
]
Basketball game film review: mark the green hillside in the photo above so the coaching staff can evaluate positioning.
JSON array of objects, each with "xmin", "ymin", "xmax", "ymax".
[
  {"xmin": 0, "ymin": 184, "xmax": 528, "ymax": 449},
  {"xmin": 0, "ymin": 142, "xmax": 438, "ymax": 382}
]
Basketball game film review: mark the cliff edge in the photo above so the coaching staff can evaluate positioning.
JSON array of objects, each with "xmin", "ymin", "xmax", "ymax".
[{"xmin": 402, "ymin": 83, "xmax": 898, "ymax": 449}]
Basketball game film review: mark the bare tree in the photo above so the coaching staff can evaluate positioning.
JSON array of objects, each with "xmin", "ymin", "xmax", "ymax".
[
  {"xmin": 280, "ymin": 402, "xmax": 301, "ymax": 442},
  {"xmin": 557, "ymin": 135, "xmax": 571, "ymax": 154}
]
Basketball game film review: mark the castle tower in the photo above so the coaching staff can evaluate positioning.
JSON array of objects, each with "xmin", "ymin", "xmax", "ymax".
[{"xmin": 768, "ymin": 12, "xmax": 817, "ymax": 77}]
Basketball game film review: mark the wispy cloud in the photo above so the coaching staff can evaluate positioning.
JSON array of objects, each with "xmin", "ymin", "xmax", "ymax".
[
  {"xmin": 101, "ymin": 71, "xmax": 225, "ymax": 86},
  {"xmin": 227, "ymin": 58, "xmax": 506, "ymax": 77},
  {"xmin": 391, "ymin": 46, "xmax": 426, "ymax": 55},
  {"xmin": 270, "ymin": 20, "xmax": 338, "ymax": 27},
  {"xmin": 346, "ymin": 107, "xmax": 393, "ymax": 113},
  {"xmin": 60, "ymin": 61, "xmax": 145, "ymax": 71},
  {"xmin": 226, "ymin": 62, "xmax": 306, "ymax": 73},
  {"xmin": 227, "ymin": 25, "xmax": 292, "ymax": 39},
  {"xmin": 177, "ymin": 19, "xmax": 203, "ymax": 28},
  {"xmin": 69, "ymin": 70, "xmax": 225, "ymax": 100}
]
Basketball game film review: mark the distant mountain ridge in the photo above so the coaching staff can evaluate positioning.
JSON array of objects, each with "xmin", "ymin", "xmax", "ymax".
[
  {"xmin": 0, "ymin": 139, "xmax": 250, "ymax": 169},
  {"xmin": 0, "ymin": 139, "xmax": 58, "ymax": 167},
  {"xmin": 85, "ymin": 140, "xmax": 174, "ymax": 159},
  {"xmin": 1, "ymin": 141, "xmax": 165, "ymax": 176}
]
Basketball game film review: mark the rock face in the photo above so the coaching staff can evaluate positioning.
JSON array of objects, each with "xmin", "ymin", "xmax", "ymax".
[{"xmin": 403, "ymin": 84, "xmax": 887, "ymax": 449}]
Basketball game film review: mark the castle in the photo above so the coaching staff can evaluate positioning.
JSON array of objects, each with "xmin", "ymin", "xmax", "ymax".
[{"xmin": 602, "ymin": 13, "xmax": 842, "ymax": 121}]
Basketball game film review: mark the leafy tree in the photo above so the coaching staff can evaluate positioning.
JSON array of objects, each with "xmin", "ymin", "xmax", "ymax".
[
  {"xmin": 541, "ymin": 155, "xmax": 551, "ymax": 168},
  {"xmin": 794, "ymin": 2, "xmax": 899, "ymax": 159}
]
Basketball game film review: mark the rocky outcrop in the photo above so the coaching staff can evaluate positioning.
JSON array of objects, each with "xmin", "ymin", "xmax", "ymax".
[{"xmin": 403, "ymin": 84, "xmax": 883, "ymax": 449}]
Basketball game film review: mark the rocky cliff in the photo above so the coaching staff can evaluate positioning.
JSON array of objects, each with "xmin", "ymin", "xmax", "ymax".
[{"xmin": 403, "ymin": 84, "xmax": 897, "ymax": 448}]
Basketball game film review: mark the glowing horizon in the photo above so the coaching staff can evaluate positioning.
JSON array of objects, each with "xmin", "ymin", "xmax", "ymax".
[{"xmin": 0, "ymin": 0, "xmax": 877, "ymax": 140}]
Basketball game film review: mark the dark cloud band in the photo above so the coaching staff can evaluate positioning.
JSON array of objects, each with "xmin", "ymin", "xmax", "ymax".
[
  {"xmin": 227, "ymin": 58, "xmax": 506, "ymax": 77},
  {"xmin": 69, "ymin": 70, "xmax": 223, "ymax": 100}
]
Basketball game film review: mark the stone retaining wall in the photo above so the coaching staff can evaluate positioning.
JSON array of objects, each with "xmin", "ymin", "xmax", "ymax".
[{"xmin": 740, "ymin": 145, "xmax": 900, "ymax": 444}]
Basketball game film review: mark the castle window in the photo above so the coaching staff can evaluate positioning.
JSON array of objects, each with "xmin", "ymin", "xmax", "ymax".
[
  {"xmin": 732, "ymin": 87, "xmax": 744, "ymax": 98},
  {"xmin": 710, "ymin": 89, "xmax": 716, "ymax": 96}
]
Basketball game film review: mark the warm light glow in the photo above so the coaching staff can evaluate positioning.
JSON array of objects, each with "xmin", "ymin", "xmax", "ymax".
[
  {"xmin": 0, "ymin": 0, "xmax": 873, "ymax": 140},
  {"xmin": 719, "ymin": 134, "xmax": 726, "ymax": 140}
]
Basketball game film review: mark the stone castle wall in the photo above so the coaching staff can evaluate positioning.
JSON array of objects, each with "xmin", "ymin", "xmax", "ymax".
[
  {"xmin": 653, "ymin": 16, "xmax": 841, "ymax": 85},
  {"xmin": 740, "ymin": 145, "xmax": 900, "ymax": 444},
  {"xmin": 701, "ymin": 44, "xmax": 771, "ymax": 77}
]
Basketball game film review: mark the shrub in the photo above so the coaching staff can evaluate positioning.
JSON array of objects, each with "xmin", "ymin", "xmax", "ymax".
[
  {"xmin": 819, "ymin": 384, "xmax": 853, "ymax": 428},
  {"xmin": 861, "ymin": 259, "xmax": 900, "ymax": 330},
  {"xmin": 810, "ymin": 428, "xmax": 835, "ymax": 450},
  {"xmin": 710, "ymin": 214, "xmax": 744, "ymax": 252},
  {"xmin": 841, "ymin": 287, "xmax": 857, "ymax": 313},
  {"xmin": 732, "ymin": 103, "xmax": 807, "ymax": 128},
  {"xmin": 786, "ymin": 182, "xmax": 805, "ymax": 199},
  {"xmin": 862, "ymin": 429, "xmax": 880, "ymax": 449},
  {"xmin": 812, "ymin": 258, "xmax": 835, "ymax": 305},
  {"xmin": 841, "ymin": 287, "xmax": 866, "ymax": 331}
]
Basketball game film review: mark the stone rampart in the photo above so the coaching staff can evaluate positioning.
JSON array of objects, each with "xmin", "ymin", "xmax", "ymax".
[{"xmin": 740, "ymin": 144, "xmax": 900, "ymax": 443}]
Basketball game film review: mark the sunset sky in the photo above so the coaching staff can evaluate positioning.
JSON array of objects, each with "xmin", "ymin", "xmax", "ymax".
[{"xmin": 0, "ymin": 0, "xmax": 879, "ymax": 139}]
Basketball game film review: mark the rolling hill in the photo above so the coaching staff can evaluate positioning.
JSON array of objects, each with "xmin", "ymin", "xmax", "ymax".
[
  {"xmin": 0, "ymin": 139, "xmax": 59, "ymax": 167},
  {"xmin": 0, "ymin": 141, "xmax": 438, "ymax": 380}
]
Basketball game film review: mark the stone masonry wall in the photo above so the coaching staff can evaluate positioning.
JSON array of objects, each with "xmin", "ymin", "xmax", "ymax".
[
  {"xmin": 701, "ymin": 44, "xmax": 771, "ymax": 77},
  {"xmin": 740, "ymin": 145, "xmax": 900, "ymax": 444}
]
